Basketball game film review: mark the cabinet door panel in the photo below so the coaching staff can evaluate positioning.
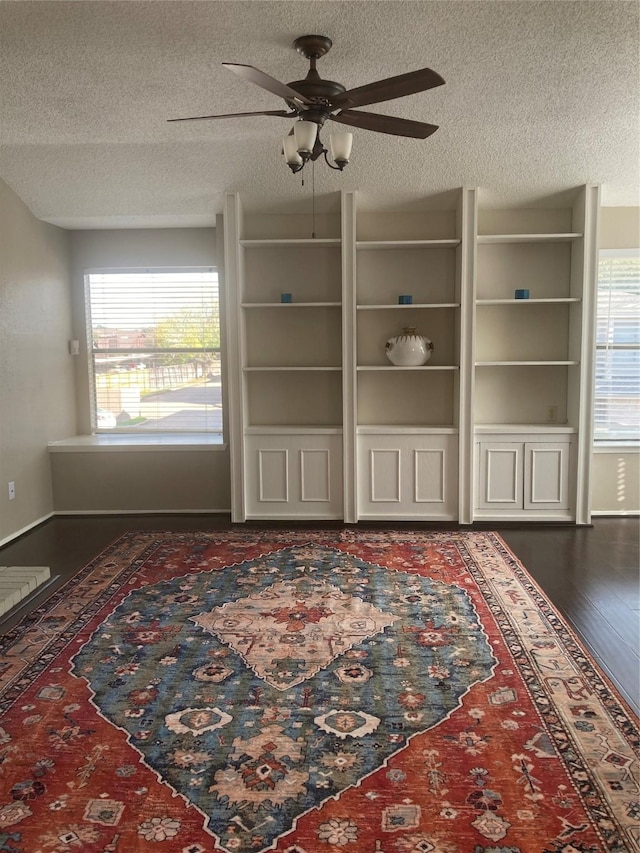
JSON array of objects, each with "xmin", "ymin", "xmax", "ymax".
[
  {"xmin": 478, "ymin": 443, "xmax": 523, "ymax": 509},
  {"xmin": 369, "ymin": 449, "xmax": 402, "ymax": 502},
  {"xmin": 524, "ymin": 443, "xmax": 570, "ymax": 509},
  {"xmin": 358, "ymin": 434, "xmax": 457, "ymax": 518},
  {"xmin": 415, "ymin": 448, "xmax": 446, "ymax": 503},
  {"xmin": 246, "ymin": 434, "xmax": 343, "ymax": 518},
  {"xmin": 300, "ymin": 449, "xmax": 332, "ymax": 502},
  {"xmin": 258, "ymin": 449, "xmax": 288, "ymax": 502}
]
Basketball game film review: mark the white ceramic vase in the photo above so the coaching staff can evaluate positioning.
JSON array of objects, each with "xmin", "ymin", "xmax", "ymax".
[{"xmin": 385, "ymin": 327, "xmax": 434, "ymax": 366}]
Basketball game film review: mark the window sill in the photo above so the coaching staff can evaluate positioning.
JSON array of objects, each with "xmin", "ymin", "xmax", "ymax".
[
  {"xmin": 593, "ymin": 442, "xmax": 640, "ymax": 454},
  {"xmin": 48, "ymin": 434, "xmax": 227, "ymax": 453}
]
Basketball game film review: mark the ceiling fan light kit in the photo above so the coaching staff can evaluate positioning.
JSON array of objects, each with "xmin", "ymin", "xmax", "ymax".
[
  {"xmin": 283, "ymin": 134, "xmax": 303, "ymax": 167},
  {"xmin": 169, "ymin": 34, "xmax": 444, "ymax": 177},
  {"xmin": 292, "ymin": 119, "xmax": 317, "ymax": 155},
  {"xmin": 285, "ymin": 119, "xmax": 352, "ymax": 175},
  {"xmin": 329, "ymin": 130, "xmax": 353, "ymax": 168}
]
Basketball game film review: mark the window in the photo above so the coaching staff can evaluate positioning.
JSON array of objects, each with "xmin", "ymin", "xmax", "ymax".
[
  {"xmin": 594, "ymin": 250, "xmax": 640, "ymax": 442},
  {"xmin": 86, "ymin": 269, "xmax": 221, "ymax": 434}
]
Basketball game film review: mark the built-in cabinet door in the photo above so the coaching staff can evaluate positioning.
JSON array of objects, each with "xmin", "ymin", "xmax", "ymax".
[
  {"xmin": 524, "ymin": 442, "xmax": 570, "ymax": 510},
  {"xmin": 477, "ymin": 442, "xmax": 523, "ymax": 509},
  {"xmin": 357, "ymin": 433, "xmax": 458, "ymax": 519},
  {"xmin": 477, "ymin": 439, "xmax": 572, "ymax": 513},
  {"xmin": 245, "ymin": 433, "xmax": 343, "ymax": 519}
]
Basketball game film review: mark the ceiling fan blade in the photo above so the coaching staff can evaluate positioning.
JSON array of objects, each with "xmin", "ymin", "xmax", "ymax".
[
  {"xmin": 168, "ymin": 109, "xmax": 294, "ymax": 123},
  {"xmin": 222, "ymin": 63, "xmax": 311, "ymax": 105},
  {"xmin": 331, "ymin": 67, "xmax": 444, "ymax": 110},
  {"xmin": 332, "ymin": 110, "xmax": 438, "ymax": 139}
]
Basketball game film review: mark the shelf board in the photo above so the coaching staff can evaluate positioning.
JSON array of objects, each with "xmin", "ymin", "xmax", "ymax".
[
  {"xmin": 244, "ymin": 366, "xmax": 342, "ymax": 372},
  {"xmin": 475, "ymin": 423, "xmax": 578, "ymax": 434},
  {"xmin": 357, "ymin": 425, "xmax": 458, "ymax": 435},
  {"xmin": 476, "ymin": 298, "xmax": 581, "ymax": 305},
  {"xmin": 246, "ymin": 425, "xmax": 343, "ymax": 434},
  {"xmin": 356, "ymin": 239, "xmax": 460, "ymax": 249},
  {"xmin": 357, "ymin": 365, "xmax": 459, "ymax": 371},
  {"xmin": 357, "ymin": 303, "xmax": 460, "ymax": 310},
  {"xmin": 240, "ymin": 238, "xmax": 341, "ymax": 247},
  {"xmin": 477, "ymin": 232, "xmax": 582, "ymax": 244},
  {"xmin": 475, "ymin": 360, "xmax": 579, "ymax": 366},
  {"xmin": 241, "ymin": 302, "xmax": 341, "ymax": 308}
]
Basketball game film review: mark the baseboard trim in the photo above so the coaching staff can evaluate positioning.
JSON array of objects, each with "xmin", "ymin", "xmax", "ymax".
[
  {"xmin": 591, "ymin": 510, "xmax": 640, "ymax": 517},
  {"xmin": 3, "ymin": 510, "xmax": 633, "ymax": 542},
  {"xmin": 0, "ymin": 513, "xmax": 55, "ymax": 548},
  {"xmin": 52, "ymin": 509, "xmax": 232, "ymax": 517}
]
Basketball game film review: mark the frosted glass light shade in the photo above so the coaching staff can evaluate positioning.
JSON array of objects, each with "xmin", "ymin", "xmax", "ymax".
[
  {"xmin": 293, "ymin": 120, "xmax": 318, "ymax": 154},
  {"xmin": 329, "ymin": 131, "xmax": 353, "ymax": 163},
  {"xmin": 283, "ymin": 135, "xmax": 303, "ymax": 165}
]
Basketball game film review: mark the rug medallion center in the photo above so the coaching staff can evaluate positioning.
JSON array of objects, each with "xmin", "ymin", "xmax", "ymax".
[{"xmin": 192, "ymin": 578, "xmax": 395, "ymax": 689}]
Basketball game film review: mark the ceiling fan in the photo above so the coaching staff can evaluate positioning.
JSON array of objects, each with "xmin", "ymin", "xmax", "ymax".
[{"xmin": 168, "ymin": 35, "xmax": 444, "ymax": 174}]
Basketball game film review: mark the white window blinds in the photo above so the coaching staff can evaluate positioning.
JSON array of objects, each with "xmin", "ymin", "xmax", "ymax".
[
  {"xmin": 594, "ymin": 251, "xmax": 640, "ymax": 442},
  {"xmin": 86, "ymin": 269, "xmax": 221, "ymax": 433}
]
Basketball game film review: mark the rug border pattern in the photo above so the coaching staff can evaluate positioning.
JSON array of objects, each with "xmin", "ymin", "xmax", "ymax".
[{"xmin": 460, "ymin": 532, "xmax": 639, "ymax": 853}]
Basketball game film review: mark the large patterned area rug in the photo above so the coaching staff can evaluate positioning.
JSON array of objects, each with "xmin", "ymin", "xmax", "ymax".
[{"xmin": 0, "ymin": 530, "xmax": 638, "ymax": 853}]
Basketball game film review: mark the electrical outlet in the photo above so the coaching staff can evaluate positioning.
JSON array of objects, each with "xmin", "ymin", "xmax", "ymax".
[
  {"xmin": 8, "ymin": 481, "xmax": 15, "ymax": 501},
  {"xmin": 547, "ymin": 406, "xmax": 558, "ymax": 423}
]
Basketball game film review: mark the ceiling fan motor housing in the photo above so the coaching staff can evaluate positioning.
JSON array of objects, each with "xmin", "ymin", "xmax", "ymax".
[{"xmin": 286, "ymin": 78, "xmax": 346, "ymax": 119}]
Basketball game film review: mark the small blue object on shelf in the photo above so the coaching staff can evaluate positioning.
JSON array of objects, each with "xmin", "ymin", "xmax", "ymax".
[
  {"xmin": 280, "ymin": 293, "xmax": 293, "ymax": 303},
  {"xmin": 514, "ymin": 289, "xmax": 530, "ymax": 299},
  {"xmin": 398, "ymin": 295, "xmax": 413, "ymax": 304}
]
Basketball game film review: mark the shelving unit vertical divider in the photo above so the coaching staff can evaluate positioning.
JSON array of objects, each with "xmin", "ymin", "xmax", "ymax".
[
  {"xmin": 458, "ymin": 187, "xmax": 478, "ymax": 524},
  {"xmin": 222, "ymin": 192, "xmax": 247, "ymax": 522},
  {"xmin": 573, "ymin": 183, "xmax": 601, "ymax": 524},
  {"xmin": 341, "ymin": 191, "xmax": 357, "ymax": 523}
]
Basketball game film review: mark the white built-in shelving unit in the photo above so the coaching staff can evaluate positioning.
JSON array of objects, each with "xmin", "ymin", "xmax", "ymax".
[
  {"xmin": 224, "ymin": 196, "xmax": 345, "ymax": 520},
  {"xmin": 350, "ymin": 192, "xmax": 471, "ymax": 522},
  {"xmin": 223, "ymin": 185, "xmax": 599, "ymax": 524},
  {"xmin": 473, "ymin": 189, "xmax": 600, "ymax": 522}
]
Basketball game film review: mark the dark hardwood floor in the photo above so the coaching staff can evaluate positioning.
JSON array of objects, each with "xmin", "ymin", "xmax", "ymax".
[{"xmin": 1, "ymin": 515, "xmax": 638, "ymax": 715}]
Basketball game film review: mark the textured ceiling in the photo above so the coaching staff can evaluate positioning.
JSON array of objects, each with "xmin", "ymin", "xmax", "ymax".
[{"xmin": 0, "ymin": 0, "xmax": 638, "ymax": 228}]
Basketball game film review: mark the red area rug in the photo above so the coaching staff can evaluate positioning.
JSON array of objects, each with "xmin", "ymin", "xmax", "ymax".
[{"xmin": 0, "ymin": 530, "xmax": 637, "ymax": 853}]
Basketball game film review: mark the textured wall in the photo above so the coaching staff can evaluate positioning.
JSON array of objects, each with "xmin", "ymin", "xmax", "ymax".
[
  {"xmin": 50, "ymin": 448, "xmax": 230, "ymax": 513},
  {"xmin": 0, "ymin": 179, "xmax": 75, "ymax": 542},
  {"xmin": 600, "ymin": 207, "xmax": 640, "ymax": 251}
]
